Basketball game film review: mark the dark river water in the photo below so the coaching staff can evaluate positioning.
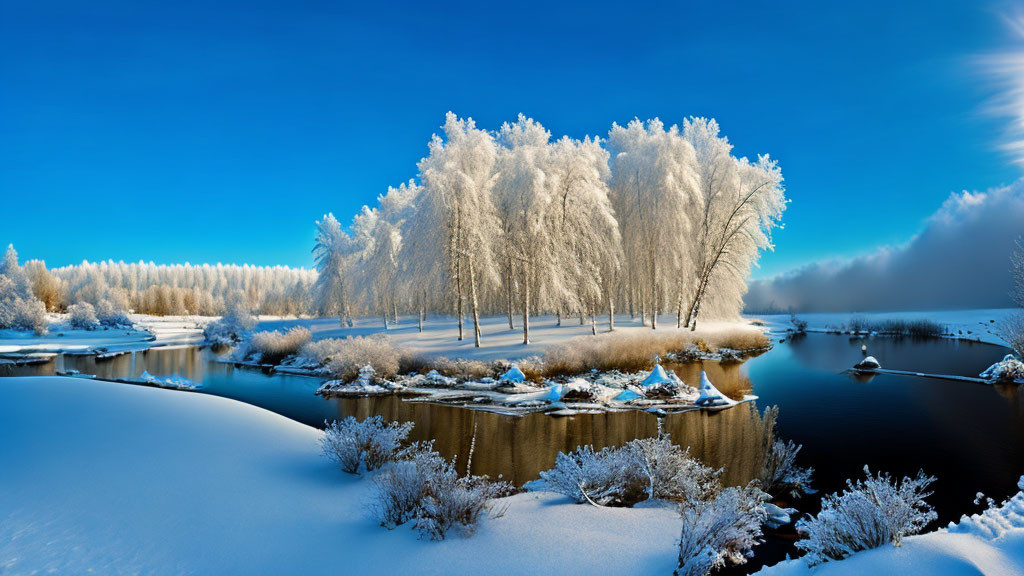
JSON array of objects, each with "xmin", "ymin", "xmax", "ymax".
[{"xmin": 3, "ymin": 333, "xmax": 1020, "ymax": 571}]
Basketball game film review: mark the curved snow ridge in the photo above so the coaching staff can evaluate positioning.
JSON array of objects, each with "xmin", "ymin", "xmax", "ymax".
[{"xmin": 947, "ymin": 477, "xmax": 1024, "ymax": 540}]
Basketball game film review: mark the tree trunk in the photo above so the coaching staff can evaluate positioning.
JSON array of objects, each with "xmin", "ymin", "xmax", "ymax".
[
  {"xmin": 651, "ymin": 255, "xmax": 659, "ymax": 327},
  {"xmin": 456, "ymin": 265, "xmax": 464, "ymax": 341},
  {"xmin": 608, "ymin": 297, "xmax": 615, "ymax": 332},
  {"xmin": 383, "ymin": 313, "xmax": 388, "ymax": 330},
  {"xmin": 522, "ymin": 274, "xmax": 530, "ymax": 345},
  {"xmin": 506, "ymin": 268, "xmax": 515, "ymax": 330},
  {"xmin": 419, "ymin": 289, "xmax": 426, "ymax": 332},
  {"xmin": 579, "ymin": 309, "xmax": 585, "ymax": 325},
  {"xmin": 676, "ymin": 291, "xmax": 683, "ymax": 329},
  {"xmin": 591, "ymin": 311, "xmax": 597, "ymax": 335},
  {"xmin": 469, "ymin": 258, "xmax": 482, "ymax": 348},
  {"xmin": 393, "ymin": 297, "xmax": 398, "ymax": 325},
  {"xmin": 557, "ymin": 309, "xmax": 562, "ymax": 326}
]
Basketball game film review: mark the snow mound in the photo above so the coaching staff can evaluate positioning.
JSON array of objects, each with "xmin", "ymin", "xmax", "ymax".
[
  {"xmin": 694, "ymin": 371, "xmax": 735, "ymax": 408},
  {"xmin": 853, "ymin": 356, "xmax": 881, "ymax": 370},
  {"xmin": 947, "ymin": 476, "xmax": 1024, "ymax": 539},
  {"xmin": 641, "ymin": 364, "xmax": 673, "ymax": 387},
  {"xmin": 499, "ymin": 365, "xmax": 526, "ymax": 384},
  {"xmin": 979, "ymin": 354, "xmax": 1024, "ymax": 384}
]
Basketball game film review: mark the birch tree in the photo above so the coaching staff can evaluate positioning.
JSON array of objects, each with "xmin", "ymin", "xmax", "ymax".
[
  {"xmin": 682, "ymin": 117, "xmax": 786, "ymax": 330},
  {"xmin": 607, "ymin": 119, "xmax": 697, "ymax": 329},
  {"xmin": 415, "ymin": 112, "xmax": 500, "ymax": 347},
  {"xmin": 547, "ymin": 135, "xmax": 622, "ymax": 332}
]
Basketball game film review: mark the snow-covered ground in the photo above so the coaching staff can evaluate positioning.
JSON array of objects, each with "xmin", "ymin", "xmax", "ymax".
[
  {"xmin": 754, "ymin": 308, "xmax": 1017, "ymax": 347},
  {"xmin": 0, "ymin": 313, "xmax": 207, "ymax": 356},
  {"xmin": 0, "ymin": 376, "xmax": 683, "ymax": 575},
  {"xmin": 256, "ymin": 313, "xmax": 763, "ymax": 361},
  {"xmin": 757, "ymin": 483, "xmax": 1024, "ymax": 575},
  {"xmin": 3, "ymin": 376, "xmax": 1023, "ymax": 575}
]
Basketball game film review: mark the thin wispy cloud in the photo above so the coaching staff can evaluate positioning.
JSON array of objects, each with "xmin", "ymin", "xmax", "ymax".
[{"xmin": 980, "ymin": 10, "xmax": 1024, "ymax": 166}]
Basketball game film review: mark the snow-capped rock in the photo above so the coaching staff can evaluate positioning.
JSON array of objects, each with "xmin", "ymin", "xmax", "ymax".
[
  {"xmin": 980, "ymin": 354, "xmax": 1024, "ymax": 383},
  {"xmin": 853, "ymin": 356, "xmax": 881, "ymax": 370}
]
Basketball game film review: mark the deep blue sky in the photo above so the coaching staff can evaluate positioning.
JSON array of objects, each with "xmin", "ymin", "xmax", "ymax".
[{"xmin": 1, "ymin": 0, "xmax": 1020, "ymax": 276}]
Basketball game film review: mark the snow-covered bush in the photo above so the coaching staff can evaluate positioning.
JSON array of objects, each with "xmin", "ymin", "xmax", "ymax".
[
  {"xmin": 95, "ymin": 299, "xmax": 132, "ymax": 328},
  {"xmin": 203, "ymin": 291, "xmax": 256, "ymax": 345},
  {"xmin": 371, "ymin": 445, "xmax": 513, "ymax": 539},
  {"xmin": 533, "ymin": 445, "xmax": 644, "ymax": 506},
  {"xmin": 321, "ymin": 416, "xmax": 414, "ymax": 474},
  {"xmin": 68, "ymin": 302, "xmax": 100, "ymax": 330},
  {"xmin": 372, "ymin": 448, "xmax": 446, "ymax": 529},
  {"xmin": 676, "ymin": 483, "xmax": 768, "ymax": 576},
  {"xmin": 415, "ymin": 461, "xmax": 512, "ymax": 541},
  {"xmin": 630, "ymin": 433, "xmax": 721, "ymax": 502},
  {"xmin": 0, "ymin": 246, "xmax": 48, "ymax": 335},
  {"xmin": 530, "ymin": 433, "xmax": 722, "ymax": 507},
  {"xmin": 243, "ymin": 327, "xmax": 312, "ymax": 364},
  {"xmin": 795, "ymin": 466, "xmax": 937, "ymax": 566},
  {"xmin": 300, "ymin": 334, "xmax": 405, "ymax": 380}
]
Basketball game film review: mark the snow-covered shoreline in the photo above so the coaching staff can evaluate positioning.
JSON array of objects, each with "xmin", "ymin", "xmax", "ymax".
[
  {"xmin": 0, "ymin": 376, "xmax": 683, "ymax": 575},
  {"xmin": 753, "ymin": 308, "xmax": 1017, "ymax": 348},
  {"xmin": 3, "ymin": 376, "xmax": 1023, "ymax": 575}
]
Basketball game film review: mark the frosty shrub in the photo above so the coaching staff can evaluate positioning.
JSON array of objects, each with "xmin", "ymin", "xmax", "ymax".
[
  {"xmin": 244, "ymin": 327, "xmax": 312, "ymax": 364},
  {"xmin": 531, "ymin": 433, "xmax": 721, "ymax": 507},
  {"xmin": 300, "ymin": 334, "xmax": 406, "ymax": 380},
  {"xmin": 321, "ymin": 416, "xmax": 414, "ymax": 474},
  {"xmin": 371, "ymin": 446, "xmax": 514, "ymax": 539},
  {"xmin": 676, "ymin": 483, "xmax": 768, "ymax": 576},
  {"xmin": 534, "ymin": 445, "xmax": 645, "ymax": 506},
  {"xmin": 95, "ymin": 299, "xmax": 132, "ymax": 328},
  {"xmin": 416, "ymin": 462, "xmax": 513, "ymax": 541},
  {"xmin": 203, "ymin": 291, "xmax": 256, "ymax": 345},
  {"xmin": 795, "ymin": 466, "xmax": 937, "ymax": 566},
  {"xmin": 758, "ymin": 405, "xmax": 814, "ymax": 498},
  {"xmin": 372, "ymin": 448, "xmax": 446, "ymax": 529},
  {"xmin": 68, "ymin": 302, "xmax": 100, "ymax": 330},
  {"xmin": 629, "ymin": 434, "xmax": 721, "ymax": 502}
]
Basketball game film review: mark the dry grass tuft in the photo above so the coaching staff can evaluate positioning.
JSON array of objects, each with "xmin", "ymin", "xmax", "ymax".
[{"xmin": 541, "ymin": 326, "xmax": 769, "ymax": 377}]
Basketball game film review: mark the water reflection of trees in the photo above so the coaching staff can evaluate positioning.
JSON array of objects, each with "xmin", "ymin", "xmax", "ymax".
[{"xmin": 336, "ymin": 397, "xmax": 773, "ymax": 487}]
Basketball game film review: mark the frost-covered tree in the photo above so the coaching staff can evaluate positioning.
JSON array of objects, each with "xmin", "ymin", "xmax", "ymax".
[
  {"xmin": 547, "ymin": 135, "xmax": 621, "ymax": 332},
  {"xmin": 313, "ymin": 213, "xmax": 354, "ymax": 326},
  {"xmin": 795, "ymin": 466, "xmax": 936, "ymax": 566},
  {"xmin": 413, "ymin": 112, "xmax": 500, "ymax": 347},
  {"xmin": 0, "ymin": 245, "xmax": 48, "ymax": 334},
  {"xmin": 608, "ymin": 119, "xmax": 697, "ymax": 329},
  {"xmin": 682, "ymin": 118, "xmax": 786, "ymax": 330},
  {"xmin": 493, "ymin": 115, "xmax": 561, "ymax": 344}
]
